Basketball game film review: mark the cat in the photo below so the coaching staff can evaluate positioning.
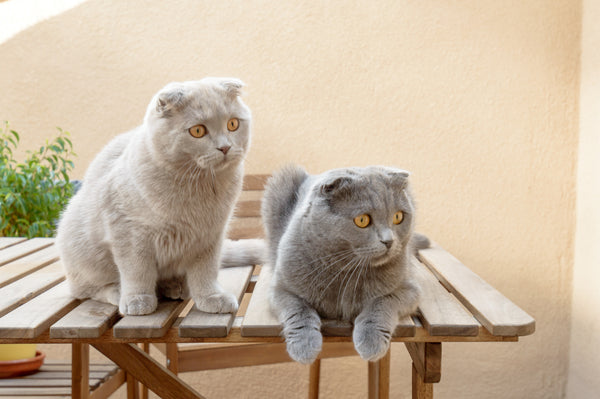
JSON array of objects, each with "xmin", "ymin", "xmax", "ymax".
[
  {"xmin": 56, "ymin": 77, "xmax": 264, "ymax": 316},
  {"xmin": 262, "ymin": 164, "xmax": 426, "ymax": 364}
]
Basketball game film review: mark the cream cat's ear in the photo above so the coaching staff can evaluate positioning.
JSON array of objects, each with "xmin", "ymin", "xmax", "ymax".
[
  {"xmin": 155, "ymin": 83, "xmax": 188, "ymax": 116},
  {"xmin": 219, "ymin": 78, "xmax": 245, "ymax": 98}
]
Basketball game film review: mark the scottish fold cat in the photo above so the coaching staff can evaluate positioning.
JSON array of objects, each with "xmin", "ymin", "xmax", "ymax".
[
  {"xmin": 263, "ymin": 165, "xmax": 425, "ymax": 363},
  {"xmin": 56, "ymin": 77, "xmax": 263, "ymax": 316}
]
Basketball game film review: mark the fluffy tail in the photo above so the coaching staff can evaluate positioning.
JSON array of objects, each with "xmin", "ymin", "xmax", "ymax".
[
  {"xmin": 261, "ymin": 164, "xmax": 310, "ymax": 263},
  {"xmin": 220, "ymin": 239, "xmax": 267, "ymax": 268}
]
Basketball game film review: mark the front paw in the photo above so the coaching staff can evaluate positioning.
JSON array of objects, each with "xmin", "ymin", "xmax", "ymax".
[
  {"xmin": 194, "ymin": 291, "xmax": 238, "ymax": 314},
  {"xmin": 353, "ymin": 321, "xmax": 392, "ymax": 362},
  {"xmin": 119, "ymin": 294, "xmax": 158, "ymax": 316},
  {"xmin": 285, "ymin": 327, "xmax": 323, "ymax": 364}
]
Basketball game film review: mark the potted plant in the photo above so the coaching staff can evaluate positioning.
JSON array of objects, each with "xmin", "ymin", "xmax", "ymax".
[{"xmin": 0, "ymin": 122, "xmax": 76, "ymax": 377}]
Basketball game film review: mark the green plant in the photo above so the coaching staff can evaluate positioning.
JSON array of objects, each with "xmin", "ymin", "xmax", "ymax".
[{"xmin": 0, "ymin": 122, "xmax": 76, "ymax": 237}]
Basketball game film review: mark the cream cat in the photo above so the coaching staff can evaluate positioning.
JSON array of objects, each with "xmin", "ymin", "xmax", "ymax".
[{"xmin": 56, "ymin": 78, "xmax": 263, "ymax": 316}]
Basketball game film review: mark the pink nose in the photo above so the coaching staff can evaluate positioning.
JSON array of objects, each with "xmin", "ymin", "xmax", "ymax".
[{"xmin": 218, "ymin": 146, "xmax": 231, "ymax": 155}]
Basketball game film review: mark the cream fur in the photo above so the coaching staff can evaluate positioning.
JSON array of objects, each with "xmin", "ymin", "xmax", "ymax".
[{"xmin": 56, "ymin": 77, "xmax": 257, "ymax": 315}]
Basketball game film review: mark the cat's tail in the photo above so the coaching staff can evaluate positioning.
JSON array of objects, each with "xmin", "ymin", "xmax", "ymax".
[
  {"xmin": 220, "ymin": 239, "xmax": 267, "ymax": 268},
  {"xmin": 261, "ymin": 164, "xmax": 310, "ymax": 263}
]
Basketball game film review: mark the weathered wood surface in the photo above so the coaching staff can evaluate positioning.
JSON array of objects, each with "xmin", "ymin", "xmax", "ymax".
[
  {"xmin": 179, "ymin": 266, "xmax": 253, "ymax": 337},
  {"xmin": 418, "ymin": 244, "xmax": 535, "ymax": 336},
  {"xmin": 50, "ymin": 299, "xmax": 119, "ymax": 339}
]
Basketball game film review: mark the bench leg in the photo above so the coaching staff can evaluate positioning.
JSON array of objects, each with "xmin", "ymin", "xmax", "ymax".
[
  {"xmin": 166, "ymin": 343, "xmax": 179, "ymax": 374},
  {"xmin": 405, "ymin": 343, "xmax": 441, "ymax": 399},
  {"xmin": 72, "ymin": 343, "xmax": 90, "ymax": 399},
  {"xmin": 412, "ymin": 364, "xmax": 433, "ymax": 399},
  {"xmin": 140, "ymin": 343, "xmax": 150, "ymax": 399},
  {"xmin": 368, "ymin": 347, "xmax": 391, "ymax": 399},
  {"xmin": 308, "ymin": 359, "xmax": 321, "ymax": 399}
]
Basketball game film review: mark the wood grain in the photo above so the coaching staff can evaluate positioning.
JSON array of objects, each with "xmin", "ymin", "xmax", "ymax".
[
  {"xmin": 0, "ymin": 238, "xmax": 54, "ymax": 267},
  {"xmin": 241, "ymin": 265, "xmax": 281, "ymax": 337},
  {"xmin": 418, "ymin": 244, "xmax": 535, "ymax": 336},
  {"xmin": 0, "ymin": 237, "xmax": 27, "ymax": 250},
  {"xmin": 179, "ymin": 266, "xmax": 253, "ymax": 337},
  {"xmin": 0, "ymin": 261, "xmax": 65, "ymax": 317},
  {"xmin": 405, "ymin": 342, "xmax": 442, "ymax": 384},
  {"xmin": 242, "ymin": 174, "xmax": 270, "ymax": 191},
  {"xmin": 50, "ymin": 299, "xmax": 119, "ymax": 339},
  {"xmin": 93, "ymin": 343, "xmax": 205, "ymax": 399},
  {"xmin": 413, "ymin": 258, "xmax": 479, "ymax": 336},
  {"xmin": 113, "ymin": 300, "xmax": 189, "ymax": 339},
  {"xmin": 234, "ymin": 200, "xmax": 262, "ymax": 218},
  {"xmin": 0, "ymin": 281, "xmax": 79, "ymax": 338},
  {"xmin": 0, "ymin": 245, "xmax": 60, "ymax": 288}
]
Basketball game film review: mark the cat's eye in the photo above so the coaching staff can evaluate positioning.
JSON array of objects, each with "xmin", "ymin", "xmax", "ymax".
[
  {"xmin": 189, "ymin": 125, "xmax": 207, "ymax": 138},
  {"xmin": 354, "ymin": 214, "xmax": 371, "ymax": 228},
  {"xmin": 393, "ymin": 211, "xmax": 404, "ymax": 225},
  {"xmin": 227, "ymin": 118, "xmax": 240, "ymax": 132}
]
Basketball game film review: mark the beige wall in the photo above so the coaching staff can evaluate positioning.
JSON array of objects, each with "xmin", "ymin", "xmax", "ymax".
[
  {"xmin": 1, "ymin": 1, "xmax": 584, "ymax": 397},
  {"xmin": 567, "ymin": 0, "xmax": 600, "ymax": 397}
]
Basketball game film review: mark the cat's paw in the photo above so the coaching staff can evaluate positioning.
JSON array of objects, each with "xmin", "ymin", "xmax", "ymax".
[
  {"xmin": 285, "ymin": 327, "xmax": 323, "ymax": 364},
  {"xmin": 119, "ymin": 294, "xmax": 158, "ymax": 315},
  {"xmin": 194, "ymin": 292, "xmax": 238, "ymax": 314},
  {"xmin": 353, "ymin": 321, "xmax": 392, "ymax": 362}
]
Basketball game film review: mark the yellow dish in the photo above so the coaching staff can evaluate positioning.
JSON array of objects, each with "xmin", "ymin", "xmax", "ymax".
[{"xmin": 0, "ymin": 344, "xmax": 37, "ymax": 361}]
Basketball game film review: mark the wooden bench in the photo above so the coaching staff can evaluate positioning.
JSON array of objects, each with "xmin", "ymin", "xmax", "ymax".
[{"xmin": 0, "ymin": 175, "xmax": 535, "ymax": 398}]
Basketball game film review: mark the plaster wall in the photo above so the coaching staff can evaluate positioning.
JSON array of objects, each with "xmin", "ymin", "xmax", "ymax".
[
  {"xmin": 567, "ymin": 0, "xmax": 600, "ymax": 397},
  {"xmin": 0, "ymin": 1, "xmax": 582, "ymax": 397}
]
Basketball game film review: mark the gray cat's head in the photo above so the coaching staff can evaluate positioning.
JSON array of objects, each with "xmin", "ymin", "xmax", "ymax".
[
  {"xmin": 303, "ymin": 167, "xmax": 415, "ymax": 266},
  {"xmin": 143, "ymin": 77, "xmax": 251, "ymax": 171}
]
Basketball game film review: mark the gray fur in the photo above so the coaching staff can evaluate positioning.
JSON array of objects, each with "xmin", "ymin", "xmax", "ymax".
[
  {"xmin": 56, "ymin": 77, "xmax": 259, "ymax": 316},
  {"xmin": 263, "ymin": 165, "xmax": 424, "ymax": 363}
]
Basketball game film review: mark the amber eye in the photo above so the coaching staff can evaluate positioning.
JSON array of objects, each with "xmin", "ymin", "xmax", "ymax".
[
  {"xmin": 189, "ymin": 125, "xmax": 207, "ymax": 138},
  {"xmin": 227, "ymin": 118, "xmax": 240, "ymax": 132},
  {"xmin": 393, "ymin": 211, "xmax": 404, "ymax": 225},
  {"xmin": 354, "ymin": 214, "xmax": 371, "ymax": 228}
]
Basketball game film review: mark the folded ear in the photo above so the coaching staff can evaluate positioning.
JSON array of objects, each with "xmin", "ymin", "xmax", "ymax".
[
  {"xmin": 155, "ymin": 82, "xmax": 188, "ymax": 116},
  {"xmin": 219, "ymin": 78, "xmax": 245, "ymax": 98},
  {"xmin": 387, "ymin": 169, "xmax": 410, "ymax": 190},
  {"xmin": 319, "ymin": 176, "xmax": 354, "ymax": 199}
]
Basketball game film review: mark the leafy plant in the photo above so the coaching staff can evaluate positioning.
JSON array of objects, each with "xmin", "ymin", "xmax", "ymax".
[{"xmin": 0, "ymin": 122, "xmax": 76, "ymax": 237}]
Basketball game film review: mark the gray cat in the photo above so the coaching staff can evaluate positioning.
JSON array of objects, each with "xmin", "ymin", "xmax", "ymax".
[
  {"xmin": 56, "ymin": 78, "xmax": 263, "ymax": 316},
  {"xmin": 262, "ymin": 165, "xmax": 425, "ymax": 363}
]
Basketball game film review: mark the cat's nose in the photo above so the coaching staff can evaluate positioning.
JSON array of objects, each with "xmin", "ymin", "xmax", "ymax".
[
  {"xmin": 380, "ymin": 239, "xmax": 393, "ymax": 249},
  {"xmin": 217, "ymin": 146, "xmax": 231, "ymax": 155}
]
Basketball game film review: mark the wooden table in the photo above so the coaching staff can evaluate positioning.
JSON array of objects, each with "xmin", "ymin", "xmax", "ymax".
[{"xmin": 0, "ymin": 237, "xmax": 535, "ymax": 399}]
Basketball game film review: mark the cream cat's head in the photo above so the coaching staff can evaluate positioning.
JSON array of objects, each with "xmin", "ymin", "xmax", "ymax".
[{"xmin": 143, "ymin": 77, "xmax": 251, "ymax": 172}]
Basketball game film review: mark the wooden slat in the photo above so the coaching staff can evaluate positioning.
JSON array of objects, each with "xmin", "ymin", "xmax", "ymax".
[
  {"xmin": 179, "ymin": 265, "xmax": 253, "ymax": 337},
  {"xmin": 412, "ymin": 258, "xmax": 479, "ymax": 336},
  {"xmin": 418, "ymin": 244, "xmax": 535, "ymax": 336},
  {"xmin": 0, "ymin": 261, "xmax": 65, "ymax": 317},
  {"xmin": 0, "ymin": 238, "xmax": 54, "ymax": 267},
  {"xmin": 228, "ymin": 226, "xmax": 265, "ymax": 240},
  {"xmin": 405, "ymin": 342, "xmax": 442, "ymax": 383},
  {"xmin": 50, "ymin": 299, "xmax": 119, "ymax": 338},
  {"xmin": 234, "ymin": 200, "xmax": 262, "ymax": 218},
  {"xmin": 38, "ymin": 363, "xmax": 117, "ymax": 372},
  {"xmin": 241, "ymin": 265, "xmax": 281, "ymax": 336},
  {"xmin": 18, "ymin": 370, "xmax": 115, "ymax": 379},
  {"xmin": 0, "ymin": 245, "xmax": 60, "ymax": 288},
  {"xmin": 0, "ymin": 237, "xmax": 27, "ymax": 250},
  {"xmin": 0, "ymin": 281, "xmax": 79, "ymax": 338},
  {"xmin": 0, "ymin": 387, "xmax": 72, "ymax": 395},
  {"xmin": 113, "ymin": 299, "xmax": 188, "ymax": 339},
  {"xmin": 243, "ymin": 174, "xmax": 269, "ymax": 191}
]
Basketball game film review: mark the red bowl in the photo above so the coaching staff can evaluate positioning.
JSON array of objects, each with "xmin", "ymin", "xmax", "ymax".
[{"xmin": 0, "ymin": 351, "xmax": 46, "ymax": 378}]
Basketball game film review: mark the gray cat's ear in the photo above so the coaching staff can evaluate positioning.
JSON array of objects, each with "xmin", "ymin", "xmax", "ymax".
[
  {"xmin": 220, "ymin": 78, "xmax": 245, "ymax": 98},
  {"xmin": 387, "ymin": 170, "xmax": 410, "ymax": 190},
  {"xmin": 319, "ymin": 176, "xmax": 354, "ymax": 198},
  {"xmin": 155, "ymin": 83, "xmax": 188, "ymax": 116}
]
